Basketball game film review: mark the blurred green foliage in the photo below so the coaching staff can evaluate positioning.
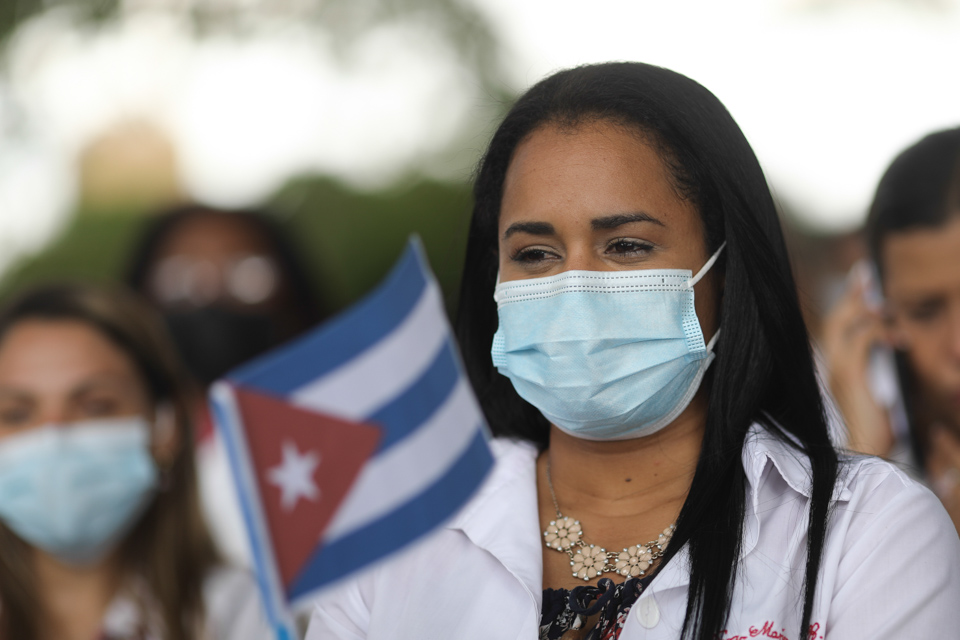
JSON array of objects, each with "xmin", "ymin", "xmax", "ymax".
[
  {"xmin": 0, "ymin": 1, "xmax": 502, "ymax": 319},
  {"xmin": 0, "ymin": 176, "xmax": 474, "ymax": 317},
  {"xmin": 0, "ymin": 0, "xmax": 119, "ymax": 44},
  {"xmin": 0, "ymin": 0, "xmax": 505, "ymax": 310},
  {"xmin": 0, "ymin": 207, "xmax": 143, "ymax": 295},
  {"xmin": 275, "ymin": 176, "xmax": 473, "ymax": 314}
]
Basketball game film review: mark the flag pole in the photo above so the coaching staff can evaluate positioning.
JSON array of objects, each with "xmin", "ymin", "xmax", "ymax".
[{"xmin": 210, "ymin": 382, "xmax": 299, "ymax": 639}]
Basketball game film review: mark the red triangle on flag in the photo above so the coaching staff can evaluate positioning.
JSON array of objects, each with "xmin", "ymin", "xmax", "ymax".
[{"xmin": 232, "ymin": 384, "xmax": 382, "ymax": 589}]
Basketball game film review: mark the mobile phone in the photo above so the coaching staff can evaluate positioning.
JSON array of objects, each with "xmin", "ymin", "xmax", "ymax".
[{"xmin": 851, "ymin": 260, "xmax": 909, "ymax": 441}]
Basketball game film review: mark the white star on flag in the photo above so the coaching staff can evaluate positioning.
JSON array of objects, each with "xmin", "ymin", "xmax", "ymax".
[{"xmin": 267, "ymin": 440, "xmax": 321, "ymax": 512}]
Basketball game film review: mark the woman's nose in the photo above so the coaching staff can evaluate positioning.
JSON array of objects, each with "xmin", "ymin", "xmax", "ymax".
[
  {"xmin": 563, "ymin": 246, "xmax": 609, "ymax": 272},
  {"xmin": 36, "ymin": 407, "xmax": 72, "ymax": 427}
]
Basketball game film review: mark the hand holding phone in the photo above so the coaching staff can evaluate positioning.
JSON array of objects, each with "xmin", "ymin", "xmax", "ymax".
[{"xmin": 821, "ymin": 260, "xmax": 896, "ymax": 456}]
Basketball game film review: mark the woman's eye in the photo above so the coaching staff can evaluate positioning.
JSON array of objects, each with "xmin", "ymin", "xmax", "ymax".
[
  {"xmin": 80, "ymin": 398, "xmax": 121, "ymax": 417},
  {"xmin": 511, "ymin": 247, "xmax": 556, "ymax": 263},
  {"xmin": 0, "ymin": 407, "xmax": 31, "ymax": 427},
  {"xmin": 606, "ymin": 239, "xmax": 653, "ymax": 256},
  {"xmin": 906, "ymin": 303, "xmax": 942, "ymax": 323}
]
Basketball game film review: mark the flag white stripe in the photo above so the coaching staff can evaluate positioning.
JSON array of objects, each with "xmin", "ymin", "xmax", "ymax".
[
  {"xmin": 290, "ymin": 282, "xmax": 447, "ymax": 421},
  {"xmin": 322, "ymin": 378, "xmax": 483, "ymax": 542}
]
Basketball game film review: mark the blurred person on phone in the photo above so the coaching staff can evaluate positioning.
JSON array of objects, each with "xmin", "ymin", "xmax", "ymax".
[{"xmin": 823, "ymin": 127, "xmax": 960, "ymax": 531}]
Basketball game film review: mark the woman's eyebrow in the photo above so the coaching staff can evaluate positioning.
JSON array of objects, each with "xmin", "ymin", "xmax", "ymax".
[
  {"xmin": 71, "ymin": 374, "xmax": 138, "ymax": 394},
  {"xmin": 892, "ymin": 293, "xmax": 945, "ymax": 308},
  {"xmin": 503, "ymin": 221, "xmax": 556, "ymax": 240},
  {"xmin": 0, "ymin": 387, "xmax": 28, "ymax": 401},
  {"xmin": 591, "ymin": 212, "xmax": 665, "ymax": 230}
]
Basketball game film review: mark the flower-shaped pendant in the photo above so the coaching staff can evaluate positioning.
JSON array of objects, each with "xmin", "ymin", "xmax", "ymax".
[
  {"xmin": 571, "ymin": 544, "xmax": 607, "ymax": 580},
  {"xmin": 615, "ymin": 544, "xmax": 654, "ymax": 578},
  {"xmin": 543, "ymin": 516, "xmax": 582, "ymax": 551}
]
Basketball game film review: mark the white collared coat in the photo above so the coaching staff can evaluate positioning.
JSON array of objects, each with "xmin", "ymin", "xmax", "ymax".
[{"xmin": 306, "ymin": 427, "xmax": 960, "ymax": 639}]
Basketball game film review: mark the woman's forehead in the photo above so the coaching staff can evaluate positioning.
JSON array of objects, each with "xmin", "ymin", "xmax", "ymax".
[
  {"xmin": 499, "ymin": 121, "xmax": 698, "ymax": 235},
  {"xmin": 0, "ymin": 320, "xmax": 141, "ymax": 390},
  {"xmin": 883, "ymin": 216, "xmax": 960, "ymax": 300}
]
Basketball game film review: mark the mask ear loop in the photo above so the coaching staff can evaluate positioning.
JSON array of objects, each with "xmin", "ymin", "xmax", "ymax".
[
  {"xmin": 706, "ymin": 329, "xmax": 721, "ymax": 352},
  {"xmin": 690, "ymin": 243, "xmax": 726, "ymax": 352},
  {"xmin": 687, "ymin": 241, "xmax": 727, "ymax": 288}
]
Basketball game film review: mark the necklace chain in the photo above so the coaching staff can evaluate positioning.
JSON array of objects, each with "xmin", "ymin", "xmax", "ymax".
[{"xmin": 544, "ymin": 460, "xmax": 676, "ymax": 581}]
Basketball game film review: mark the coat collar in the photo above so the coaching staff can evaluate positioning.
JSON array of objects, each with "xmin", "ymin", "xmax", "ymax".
[
  {"xmin": 642, "ymin": 424, "xmax": 852, "ymax": 597},
  {"xmin": 446, "ymin": 438, "xmax": 543, "ymax": 600},
  {"xmin": 446, "ymin": 425, "xmax": 848, "ymax": 600},
  {"xmin": 742, "ymin": 423, "xmax": 854, "ymax": 503}
]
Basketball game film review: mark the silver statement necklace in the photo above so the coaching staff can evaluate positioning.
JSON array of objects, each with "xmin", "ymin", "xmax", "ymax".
[{"xmin": 543, "ymin": 460, "xmax": 676, "ymax": 581}]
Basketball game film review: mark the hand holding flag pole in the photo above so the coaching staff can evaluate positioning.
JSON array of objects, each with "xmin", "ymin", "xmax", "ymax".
[{"xmin": 211, "ymin": 238, "xmax": 494, "ymax": 639}]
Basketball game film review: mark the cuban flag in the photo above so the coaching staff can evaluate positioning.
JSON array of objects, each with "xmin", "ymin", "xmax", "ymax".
[{"xmin": 210, "ymin": 238, "xmax": 493, "ymax": 639}]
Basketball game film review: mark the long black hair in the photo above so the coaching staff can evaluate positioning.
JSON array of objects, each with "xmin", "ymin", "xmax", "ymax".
[
  {"xmin": 455, "ymin": 62, "xmax": 839, "ymax": 640},
  {"xmin": 865, "ymin": 127, "xmax": 960, "ymax": 468}
]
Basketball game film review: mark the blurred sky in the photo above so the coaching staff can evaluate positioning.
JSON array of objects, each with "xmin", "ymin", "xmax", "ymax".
[
  {"xmin": 0, "ymin": 0, "xmax": 959, "ymax": 277},
  {"xmin": 484, "ymin": 0, "xmax": 960, "ymax": 229}
]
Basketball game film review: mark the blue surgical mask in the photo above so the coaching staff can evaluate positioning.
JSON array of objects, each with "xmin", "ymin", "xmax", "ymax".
[
  {"xmin": 491, "ymin": 244, "xmax": 724, "ymax": 441},
  {"xmin": 0, "ymin": 417, "xmax": 159, "ymax": 565}
]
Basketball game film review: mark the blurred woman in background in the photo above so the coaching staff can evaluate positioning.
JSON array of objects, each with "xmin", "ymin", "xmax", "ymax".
[
  {"xmin": 125, "ymin": 204, "xmax": 327, "ymax": 565},
  {"xmin": 824, "ymin": 127, "xmax": 960, "ymax": 530},
  {"xmin": 0, "ymin": 284, "xmax": 268, "ymax": 640}
]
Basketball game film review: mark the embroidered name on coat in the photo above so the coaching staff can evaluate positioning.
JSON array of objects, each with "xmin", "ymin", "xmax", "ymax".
[{"xmin": 719, "ymin": 621, "xmax": 823, "ymax": 640}]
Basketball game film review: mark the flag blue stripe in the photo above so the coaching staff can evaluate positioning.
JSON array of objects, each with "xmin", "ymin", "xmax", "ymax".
[
  {"xmin": 365, "ymin": 340, "xmax": 461, "ymax": 453},
  {"xmin": 286, "ymin": 427, "xmax": 493, "ymax": 599},
  {"xmin": 227, "ymin": 243, "xmax": 429, "ymax": 394}
]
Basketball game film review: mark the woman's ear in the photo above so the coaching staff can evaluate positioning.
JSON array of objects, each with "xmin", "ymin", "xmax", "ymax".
[{"xmin": 151, "ymin": 401, "xmax": 180, "ymax": 467}]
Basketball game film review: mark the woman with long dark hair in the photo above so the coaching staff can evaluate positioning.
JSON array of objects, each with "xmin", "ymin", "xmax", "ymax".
[
  {"xmin": 0, "ymin": 284, "xmax": 269, "ymax": 640},
  {"xmin": 307, "ymin": 63, "xmax": 960, "ymax": 640}
]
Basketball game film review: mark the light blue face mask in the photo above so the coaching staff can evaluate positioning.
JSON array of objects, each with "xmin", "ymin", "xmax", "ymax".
[
  {"xmin": 491, "ymin": 244, "xmax": 724, "ymax": 441},
  {"xmin": 0, "ymin": 417, "xmax": 159, "ymax": 565}
]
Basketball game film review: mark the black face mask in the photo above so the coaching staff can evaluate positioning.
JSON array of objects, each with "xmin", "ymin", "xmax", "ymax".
[{"xmin": 163, "ymin": 307, "xmax": 281, "ymax": 385}]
